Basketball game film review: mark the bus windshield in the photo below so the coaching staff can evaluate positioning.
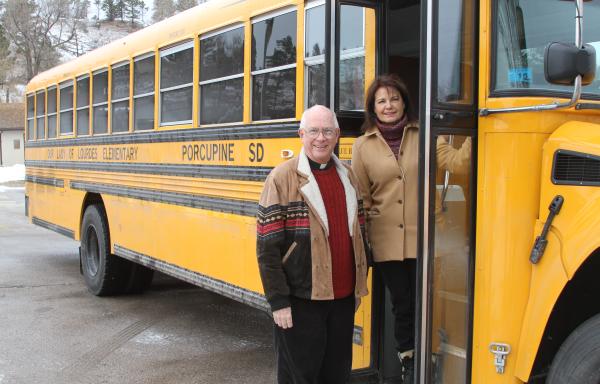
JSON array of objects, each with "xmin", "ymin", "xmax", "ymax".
[{"xmin": 494, "ymin": 0, "xmax": 600, "ymax": 97}]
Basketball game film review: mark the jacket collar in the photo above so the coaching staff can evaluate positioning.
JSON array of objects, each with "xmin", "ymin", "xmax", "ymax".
[{"xmin": 296, "ymin": 148, "xmax": 357, "ymax": 237}]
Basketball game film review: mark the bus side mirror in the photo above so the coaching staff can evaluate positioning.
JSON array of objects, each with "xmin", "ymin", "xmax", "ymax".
[{"xmin": 545, "ymin": 42, "xmax": 596, "ymax": 86}]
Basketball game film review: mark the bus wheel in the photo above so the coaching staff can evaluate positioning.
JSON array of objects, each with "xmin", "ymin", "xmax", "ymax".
[
  {"xmin": 80, "ymin": 204, "xmax": 130, "ymax": 296},
  {"xmin": 125, "ymin": 263, "xmax": 154, "ymax": 294},
  {"xmin": 546, "ymin": 313, "xmax": 600, "ymax": 384}
]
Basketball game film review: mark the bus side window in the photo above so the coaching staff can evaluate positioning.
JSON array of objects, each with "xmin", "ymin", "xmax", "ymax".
[
  {"xmin": 59, "ymin": 81, "xmax": 74, "ymax": 136},
  {"xmin": 76, "ymin": 75, "xmax": 90, "ymax": 136},
  {"xmin": 93, "ymin": 69, "xmax": 109, "ymax": 135},
  {"xmin": 111, "ymin": 62, "xmax": 130, "ymax": 133},
  {"xmin": 251, "ymin": 8, "xmax": 297, "ymax": 121},
  {"xmin": 36, "ymin": 90, "xmax": 45, "ymax": 140},
  {"xmin": 26, "ymin": 94, "xmax": 34, "ymax": 141},
  {"xmin": 199, "ymin": 25, "xmax": 244, "ymax": 125},
  {"xmin": 133, "ymin": 54, "xmax": 155, "ymax": 131},
  {"xmin": 159, "ymin": 40, "xmax": 194, "ymax": 126},
  {"xmin": 47, "ymin": 87, "xmax": 57, "ymax": 139}
]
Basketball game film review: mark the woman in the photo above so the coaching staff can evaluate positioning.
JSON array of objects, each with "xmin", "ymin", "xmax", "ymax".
[{"xmin": 351, "ymin": 74, "xmax": 418, "ymax": 383}]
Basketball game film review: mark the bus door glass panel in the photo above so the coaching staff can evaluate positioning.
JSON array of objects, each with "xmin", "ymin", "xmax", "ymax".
[
  {"xmin": 305, "ymin": 1, "xmax": 326, "ymax": 108},
  {"xmin": 425, "ymin": 0, "xmax": 476, "ymax": 382},
  {"xmin": 337, "ymin": 4, "xmax": 376, "ymax": 113}
]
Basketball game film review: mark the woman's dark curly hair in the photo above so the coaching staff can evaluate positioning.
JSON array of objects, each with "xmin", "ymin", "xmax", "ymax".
[{"xmin": 361, "ymin": 74, "xmax": 415, "ymax": 133}]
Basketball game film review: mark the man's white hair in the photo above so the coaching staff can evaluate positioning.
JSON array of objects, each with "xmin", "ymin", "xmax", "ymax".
[{"xmin": 299, "ymin": 105, "xmax": 340, "ymax": 130}]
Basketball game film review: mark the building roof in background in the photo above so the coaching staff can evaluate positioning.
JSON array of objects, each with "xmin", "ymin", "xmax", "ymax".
[{"xmin": 0, "ymin": 103, "xmax": 24, "ymax": 131}]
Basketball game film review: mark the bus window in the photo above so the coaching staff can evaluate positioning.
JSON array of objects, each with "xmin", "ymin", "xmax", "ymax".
[
  {"xmin": 111, "ymin": 62, "xmax": 130, "ymax": 133},
  {"xmin": 59, "ymin": 81, "xmax": 74, "ymax": 135},
  {"xmin": 437, "ymin": 0, "xmax": 474, "ymax": 104},
  {"xmin": 47, "ymin": 86, "xmax": 57, "ymax": 139},
  {"xmin": 26, "ymin": 94, "xmax": 34, "ymax": 141},
  {"xmin": 199, "ymin": 25, "xmax": 244, "ymax": 125},
  {"xmin": 133, "ymin": 54, "xmax": 155, "ymax": 131},
  {"xmin": 251, "ymin": 8, "xmax": 297, "ymax": 121},
  {"xmin": 93, "ymin": 69, "xmax": 108, "ymax": 134},
  {"xmin": 76, "ymin": 75, "xmax": 90, "ymax": 136},
  {"xmin": 494, "ymin": 0, "xmax": 600, "ymax": 97},
  {"xmin": 305, "ymin": 1, "xmax": 326, "ymax": 108},
  {"xmin": 338, "ymin": 5, "xmax": 365, "ymax": 112},
  {"xmin": 160, "ymin": 40, "xmax": 194, "ymax": 126},
  {"xmin": 35, "ymin": 90, "xmax": 45, "ymax": 140}
]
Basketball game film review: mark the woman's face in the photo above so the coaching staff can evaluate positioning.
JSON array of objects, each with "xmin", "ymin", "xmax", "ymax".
[{"xmin": 373, "ymin": 86, "xmax": 405, "ymax": 124}]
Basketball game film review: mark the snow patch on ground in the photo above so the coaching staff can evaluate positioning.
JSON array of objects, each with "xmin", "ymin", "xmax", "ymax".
[{"xmin": 0, "ymin": 164, "xmax": 25, "ymax": 183}]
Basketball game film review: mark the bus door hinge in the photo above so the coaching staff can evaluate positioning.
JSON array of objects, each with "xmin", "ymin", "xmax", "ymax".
[
  {"xmin": 530, "ymin": 195, "xmax": 564, "ymax": 264},
  {"xmin": 489, "ymin": 343, "xmax": 511, "ymax": 374}
]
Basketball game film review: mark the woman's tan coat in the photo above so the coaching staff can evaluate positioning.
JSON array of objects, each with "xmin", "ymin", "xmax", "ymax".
[{"xmin": 352, "ymin": 122, "xmax": 419, "ymax": 262}]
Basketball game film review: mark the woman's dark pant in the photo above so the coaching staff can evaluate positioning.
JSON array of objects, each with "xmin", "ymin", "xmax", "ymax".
[
  {"xmin": 376, "ymin": 259, "xmax": 417, "ymax": 353},
  {"xmin": 273, "ymin": 295, "xmax": 355, "ymax": 384}
]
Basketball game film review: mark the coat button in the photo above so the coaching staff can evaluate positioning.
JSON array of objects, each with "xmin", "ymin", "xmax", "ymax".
[
  {"xmin": 399, "ymin": 224, "xmax": 404, "ymax": 228},
  {"xmin": 398, "ymin": 199, "xmax": 403, "ymax": 204},
  {"xmin": 400, "ymin": 151, "xmax": 404, "ymax": 156},
  {"xmin": 397, "ymin": 176, "xmax": 402, "ymax": 180}
]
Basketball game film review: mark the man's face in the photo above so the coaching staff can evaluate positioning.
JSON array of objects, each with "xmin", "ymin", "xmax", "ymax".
[{"xmin": 299, "ymin": 107, "xmax": 340, "ymax": 164}]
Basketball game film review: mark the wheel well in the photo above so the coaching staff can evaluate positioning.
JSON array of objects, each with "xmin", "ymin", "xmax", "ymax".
[
  {"xmin": 79, "ymin": 193, "xmax": 106, "ymax": 238},
  {"xmin": 529, "ymin": 249, "xmax": 600, "ymax": 382}
]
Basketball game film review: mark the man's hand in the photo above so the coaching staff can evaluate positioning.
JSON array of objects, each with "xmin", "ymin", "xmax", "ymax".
[{"xmin": 273, "ymin": 307, "xmax": 293, "ymax": 329}]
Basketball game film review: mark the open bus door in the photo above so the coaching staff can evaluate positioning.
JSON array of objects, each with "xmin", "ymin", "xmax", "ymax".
[{"xmin": 416, "ymin": 0, "xmax": 477, "ymax": 383}]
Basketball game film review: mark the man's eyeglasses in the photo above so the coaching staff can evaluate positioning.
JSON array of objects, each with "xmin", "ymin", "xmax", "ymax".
[{"xmin": 304, "ymin": 128, "xmax": 337, "ymax": 138}]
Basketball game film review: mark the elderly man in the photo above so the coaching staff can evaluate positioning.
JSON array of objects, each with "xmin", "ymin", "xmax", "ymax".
[{"xmin": 257, "ymin": 105, "xmax": 369, "ymax": 384}]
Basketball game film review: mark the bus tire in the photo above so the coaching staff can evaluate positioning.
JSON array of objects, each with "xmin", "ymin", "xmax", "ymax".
[
  {"xmin": 80, "ymin": 204, "xmax": 130, "ymax": 296},
  {"xmin": 546, "ymin": 313, "xmax": 600, "ymax": 384},
  {"xmin": 125, "ymin": 263, "xmax": 154, "ymax": 294}
]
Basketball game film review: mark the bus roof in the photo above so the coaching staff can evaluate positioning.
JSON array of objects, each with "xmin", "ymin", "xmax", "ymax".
[{"xmin": 26, "ymin": 0, "xmax": 296, "ymax": 92}]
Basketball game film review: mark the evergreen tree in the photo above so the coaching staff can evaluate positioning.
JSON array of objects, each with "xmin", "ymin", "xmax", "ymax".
[
  {"xmin": 116, "ymin": 0, "xmax": 125, "ymax": 21},
  {"xmin": 124, "ymin": 0, "xmax": 144, "ymax": 27},
  {"xmin": 101, "ymin": 0, "xmax": 118, "ymax": 21},
  {"xmin": 152, "ymin": 0, "xmax": 175, "ymax": 23}
]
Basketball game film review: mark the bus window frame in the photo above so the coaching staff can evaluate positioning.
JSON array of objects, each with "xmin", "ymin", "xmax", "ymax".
[
  {"xmin": 92, "ymin": 68, "xmax": 110, "ymax": 136},
  {"xmin": 250, "ymin": 6, "xmax": 298, "ymax": 123},
  {"xmin": 159, "ymin": 39, "xmax": 195, "ymax": 127},
  {"xmin": 110, "ymin": 60, "xmax": 131, "ymax": 135},
  {"xmin": 133, "ymin": 51, "xmax": 156, "ymax": 132},
  {"xmin": 59, "ymin": 80, "xmax": 75, "ymax": 137},
  {"xmin": 198, "ymin": 23, "xmax": 245, "ymax": 126},
  {"xmin": 35, "ymin": 89, "xmax": 46, "ymax": 141},
  {"xmin": 76, "ymin": 74, "xmax": 91, "ymax": 137},
  {"xmin": 489, "ymin": 0, "xmax": 600, "ymax": 102},
  {"xmin": 47, "ymin": 85, "xmax": 58, "ymax": 140}
]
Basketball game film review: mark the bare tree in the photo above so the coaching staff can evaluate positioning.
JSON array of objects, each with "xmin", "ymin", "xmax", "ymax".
[
  {"xmin": 175, "ymin": 0, "xmax": 197, "ymax": 12},
  {"xmin": 1, "ymin": 0, "xmax": 88, "ymax": 81},
  {"xmin": 152, "ymin": 0, "xmax": 175, "ymax": 23}
]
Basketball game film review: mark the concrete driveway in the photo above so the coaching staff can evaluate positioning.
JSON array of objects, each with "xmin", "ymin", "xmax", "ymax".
[{"xmin": 0, "ymin": 183, "xmax": 275, "ymax": 384}]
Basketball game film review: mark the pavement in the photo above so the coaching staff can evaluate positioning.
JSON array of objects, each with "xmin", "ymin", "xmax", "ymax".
[{"xmin": 0, "ymin": 183, "xmax": 276, "ymax": 384}]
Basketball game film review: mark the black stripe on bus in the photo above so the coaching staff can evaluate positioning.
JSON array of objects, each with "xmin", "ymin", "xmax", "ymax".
[
  {"xmin": 25, "ymin": 175, "xmax": 65, "ymax": 188},
  {"xmin": 25, "ymin": 161, "xmax": 272, "ymax": 182},
  {"xmin": 24, "ymin": 122, "xmax": 300, "ymax": 148},
  {"xmin": 70, "ymin": 181, "xmax": 258, "ymax": 217},
  {"xmin": 32, "ymin": 217, "xmax": 75, "ymax": 239},
  {"xmin": 113, "ymin": 244, "xmax": 269, "ymax": 312}
]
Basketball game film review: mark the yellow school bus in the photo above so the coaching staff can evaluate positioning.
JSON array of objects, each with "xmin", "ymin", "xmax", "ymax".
[{"xmin": 23, "ymin": 0, "xmax": 600, "ymax": 382}]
